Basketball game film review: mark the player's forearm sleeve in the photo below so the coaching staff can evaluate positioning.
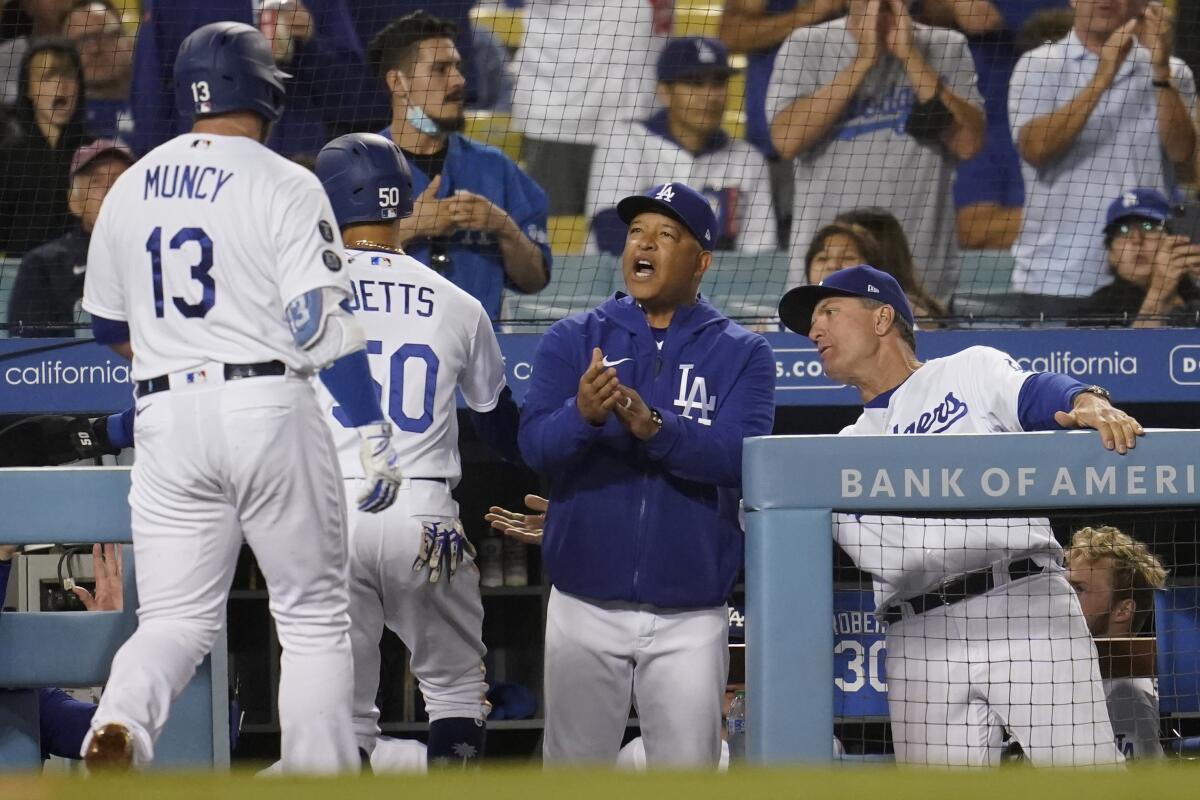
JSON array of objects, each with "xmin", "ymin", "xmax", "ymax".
[
  {"xmin": 1017, "ymin": 372, "xmax": 1088, "ymax": 431},
  {"xmin": 38, "ymin": 688, "xmax": 96, "ymax": 760},
  {"xmin": 319, "ymin": 350, "xmax": 386, "ymax": 428},
  {"xmin": 106, "ymin": 407, "xmax": 135, "ymax": 450},
  {"xmin": 91, "ymin": 314, "xmax": 129, "ymax": 345},
  {"xmin": 591, "ymin": 209, "xmax": 626, "ymax": 255},
  {"xmin": 643, "ymin": 341, "xmax": 776, "ymax": 487},
  {"xmin": 468, "ymin": 386, "xmax": 524, "ymax": 465}
]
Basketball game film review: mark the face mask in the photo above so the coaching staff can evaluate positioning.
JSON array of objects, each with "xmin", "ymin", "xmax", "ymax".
[{"xmin": 406, "ymin": 104, "xmax": 440, "ymax": 136}]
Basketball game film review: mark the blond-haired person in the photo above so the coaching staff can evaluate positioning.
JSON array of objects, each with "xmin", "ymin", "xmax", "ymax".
[{"xmin": 1066, "ymin": 526, "xmax": 1169, "ymax": 760}]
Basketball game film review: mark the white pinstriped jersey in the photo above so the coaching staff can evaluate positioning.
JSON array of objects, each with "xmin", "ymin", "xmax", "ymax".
[
  {"xmin": 1105, "ymin": 678, "xmax": 1164, "ymax": 760},
  {"xmin": 313, "ymin": 248, "xmax": 506, "ymax": 486},
  {"xmin": 82, "ymin": 133, "xmax": 349, "ymax": 380},
  {"xmin": 834, "ymin": 347, "xmax": 1060, "ymax": 609}
]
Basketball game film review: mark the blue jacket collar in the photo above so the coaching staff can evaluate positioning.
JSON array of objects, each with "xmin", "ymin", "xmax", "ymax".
[
  {"xmin": 642, "ymin": 109, "xmax": 729, "ymax": 157},
  {"xmin": 600, "ymin": 292, "xmax": 727, "ymax": 339}
]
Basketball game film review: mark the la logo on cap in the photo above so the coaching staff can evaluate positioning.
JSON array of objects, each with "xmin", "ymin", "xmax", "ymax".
[
  {"xmin": 1123, "ymin": 191, "xmax": 1138, "ymax": 208},
  {"xmin": 655, "ymin": 184, "xmax": 676, "ymax": 203},
  {"xmin": 698, "ymin": 41, "xmax": 716, "ymax": 63}
]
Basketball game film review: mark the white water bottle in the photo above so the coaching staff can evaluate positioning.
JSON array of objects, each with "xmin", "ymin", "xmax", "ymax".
[{"xmin": 726, "ymin": 690, "xmax": 746, "ymax": 762}]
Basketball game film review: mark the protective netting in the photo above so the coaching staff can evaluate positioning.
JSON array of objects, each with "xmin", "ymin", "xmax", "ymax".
[
  {"xmin": 831, "ymin": 507, "xmax": 1200, "ymax": 764},
  {"xmin": 0, "ymin": 1, "xmax": 1198, "ymax": 337}
]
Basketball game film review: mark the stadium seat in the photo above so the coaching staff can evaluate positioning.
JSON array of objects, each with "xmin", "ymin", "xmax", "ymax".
[
  {"xmin": 504, "ymin": 254, "xmax": 619, "ymax": 324},
  {"xmin": 0, "ymin": 257, "xmax": 21, "ymax": 339},
  {"xmin": 701, "ymin": 251, "xmax": 791, "ymax": 323},
  {"xmin": 548, "ymin": 215, "xmax": 588, "ymax": 256},
  {"xmin": 470, "ymin": 7, "xmax": 523, "ymax": 50},
  {"xmin": 463, "ymin": 112, "xmax": 523, "ymax": 162},
  {"xmin": 673, "ymin": 4, "xmax": 721, "ymax": 38},
  {"xmin": 950, "ymin": 250, "xmax": 1019, "ymax": 321}
]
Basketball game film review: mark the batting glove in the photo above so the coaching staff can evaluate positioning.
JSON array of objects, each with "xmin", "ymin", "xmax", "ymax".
[
  {"xmin": 356, "ymin": 423, "xmax": 403, "ymax": 513},
  {"xmin": 412, "ymin": 519, "xmax": 476, "ymax": 583}
]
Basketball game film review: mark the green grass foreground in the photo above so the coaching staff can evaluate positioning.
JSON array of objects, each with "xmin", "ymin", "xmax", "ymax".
[{"xmin": 3, "ymin": 763, "xmax": 1199, "ymax": 800}]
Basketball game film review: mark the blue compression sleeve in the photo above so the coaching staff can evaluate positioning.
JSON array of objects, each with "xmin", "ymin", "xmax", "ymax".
[
  {"xmin": 38, "ymin": 688, "xmax": 96, "ymax": 760},
  {"xmin": 91, "ymin": 315, "xmax": 130, "ymax": 345},
  {"xmin": 1017, "ymin": 372, "xmax": 1089, "ymax": 431},
  {"xmin": 105, "ymin": 407, "xmax": 135, "ymax": 449},
  {"xmin": 468, "ymin": 386, "xmax": 523, "ymax": 465},
  {"xmin": 319, "ymin": 349, "xmax": 386, "ymax": 428}
]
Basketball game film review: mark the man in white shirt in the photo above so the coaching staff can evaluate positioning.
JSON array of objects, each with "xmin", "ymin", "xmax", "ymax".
[
  {"xmin": 587, "ymin": 37, "xmax": 777, "ymax": 255},
  {"xmin": 1008, "ymin": 0, "xmax": 1196, "ymax": 317},
  {"xmin": 1066, "ymin": 525, "xmax": 1168, "ymax": 760}
]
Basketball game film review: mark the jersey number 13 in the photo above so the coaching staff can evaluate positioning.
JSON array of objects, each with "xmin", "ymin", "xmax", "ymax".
[{"xmin": 147, "ymin": 226, "xmax": 215, "ymax": 318}]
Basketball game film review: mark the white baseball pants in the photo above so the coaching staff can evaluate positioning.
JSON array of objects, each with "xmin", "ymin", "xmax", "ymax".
[
  {"xmin": 542, "ymin": 588, "xmax": 728, "ymax": 767},
  {"xmin": 83, "ymin": 375, "xmax": 358, "ymax": 772},
  {"xmin": 344, "ymin": 480, "xmax": 488, "ymax": 755},
  {"xmin": 886, "ymin": 567, "xmax": 1123, "ymax": 767}
]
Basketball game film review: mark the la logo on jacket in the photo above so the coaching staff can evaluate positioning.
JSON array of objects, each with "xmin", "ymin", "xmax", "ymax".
[{"xmin": 674, "ymin": 364, "xmax": 716, "ymax": 426}]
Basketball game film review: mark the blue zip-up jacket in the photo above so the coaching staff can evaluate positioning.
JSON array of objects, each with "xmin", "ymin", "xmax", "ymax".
[
  {"xmin": 519, "ymin": 293, "xmax": 776, "ymax": 609},
  {"xmin": 386, "ymin": 131, "xmax": 552, "ymax": 320}
]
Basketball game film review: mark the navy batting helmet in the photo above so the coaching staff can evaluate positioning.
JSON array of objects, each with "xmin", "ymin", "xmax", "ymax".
[
  {"xmin": 174, "ymin": 22, "xmax": 288, "ymax": 123},
  {"xmin": 316, "ymin": 133, "xmax": 414, "ymax": 227}
]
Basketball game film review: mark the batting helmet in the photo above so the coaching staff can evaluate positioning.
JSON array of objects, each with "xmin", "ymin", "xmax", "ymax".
[
  {"xmin": 315, "ymin": 133, "xmax": 414, "ymax": 227},
  {"xmin": 174, "ymin": 22, "xmax": 288, "ymax": 123}
]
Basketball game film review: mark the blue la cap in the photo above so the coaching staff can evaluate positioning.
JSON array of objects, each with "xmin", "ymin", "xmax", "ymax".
[
  {"xmin": 657, "ymin": 36, "xmax": 737, "ymax": 83},
  {"xmin": 617, "ymin": 182, "xmax": 718, "ymax": 251},
  {"xmin": 1104, "ymin": 188, "xmax": 1174, "ymax": 230},
  {"xmin": 778, "ymin": 264, "xmax": 916, "ymax": 337}
]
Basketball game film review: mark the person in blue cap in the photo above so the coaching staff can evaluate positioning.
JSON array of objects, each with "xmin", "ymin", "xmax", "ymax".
[
  {"xmin": 1077, "ymin": 188, "xmax": 1200, "ymax": 328},
  {"xmin": 779, "ymin": 264, "xmax": 1142, "ymax": 766},
  {"xmin": 518, "ymin": 181, "xmax": 776, "ymax": 767},
  {"xmin": 586, "ymin": 36, "xmax": 777, "ymax": 255}
]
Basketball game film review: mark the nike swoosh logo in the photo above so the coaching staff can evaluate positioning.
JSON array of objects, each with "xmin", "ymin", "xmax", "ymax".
[
  {"xmin": 72, "ymin": 264, "xmax": 87, "ymax": 276},
  {"xmin": 602, "ymin": 356, "xmax": 632, "ymax": 367}
]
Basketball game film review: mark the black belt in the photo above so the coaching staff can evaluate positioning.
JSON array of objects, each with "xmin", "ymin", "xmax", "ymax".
[
  {"xmin": 136, "ymin": 360, "xmax": 287, "ymax": 397},
  {"xmin": 883, "ymin": 557, "xmax": 1048, "ymax": 624}
]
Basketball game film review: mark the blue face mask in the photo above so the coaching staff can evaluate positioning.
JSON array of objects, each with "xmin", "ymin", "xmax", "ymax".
[{"xmin": 406, "ymin": 104, "xmax": 441, "ymax": 136}]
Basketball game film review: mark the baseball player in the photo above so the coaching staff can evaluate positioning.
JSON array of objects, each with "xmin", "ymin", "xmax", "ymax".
[
  {"xmin": 779, "ymin": 265, "xmax": 1141, "ymax": 766},
  {"xmin": 313, "ymin": 132, "xmax": 520, "ymax": 767},
  {"xmin": 79, "ymin": 22, "xmax": 404, "ymax": 772},
  {"xmin": 1066, "ymin": 525, "xmax": 1168, "ymax": 760}
]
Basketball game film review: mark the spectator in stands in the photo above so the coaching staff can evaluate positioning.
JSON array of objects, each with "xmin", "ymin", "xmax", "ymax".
[
  {"xmin": 1, "ymin": 542, "xmax": 121, "ymax": 762},
  {"xmin": 0, "ymin": 37, "xmax": 88, "ymax": 257},
  {"xmin": 1065, "ymin": 525, "xmax": 1168, "ymax": 760},
  {"xmin": 511, "ymin": 0, "xmax": 671, "ymax": 216},
  {"xmin": 127, "ymin": 1, "xmax": 372, "ymax": 159},
  {"xmin": 835, "ymin": 206, "xmax": 948, "ymax": 319},
  {"xmin": 7, "ymin": 138, "xmax": 130, "ymax": 336},
  {"xmin": 767, "ymin": 0, "xmax": 984, "ymax": 302},
  {"xmin": 1074, "ymin": 188, "xmax": 1200, "ymax": 328},
  {"xmin": 914, "ymin": 0, "xmax": 1067, "ymax": 251},
  {"xmin": 1008, "ymin": 0, "xmax": 1196, "ymax": 319},
  {"xmin": 371, "ymin": 11, "xmax": 550, "ymax": 320},
  {"xmin": 719, "ymin": 0, "xmax": 849, "ymax": 247},
  {"xmin": 586, "ymin": 37, "xmax": 776, "ymax": 256},
  {"xmin": 805, "ymin": 222, "xmax": 882, "ymax": 285},
  {"xmin": 0, "ymin": 0, "xmax": 70, "ymax": 104},
  {"xmin": 59, "ymin": 0, "xmax": 131, "ymax": 141}
]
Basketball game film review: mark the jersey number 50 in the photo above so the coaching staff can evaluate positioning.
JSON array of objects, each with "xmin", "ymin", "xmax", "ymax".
[
  {"xmin": 146, "ymin": 226, "xmax": 215, "ymax": 318},
  {"xmin": 333, "ymin": 340, "xmax": 440, "ymax": 434}
]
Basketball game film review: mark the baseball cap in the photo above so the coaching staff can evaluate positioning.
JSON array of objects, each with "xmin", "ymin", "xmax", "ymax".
[
  {"xmin": 779, "ymin": 264, "xmax": 915, "ymax": 337},
  {"xmin": 617, "ymin": 182, "xmax": 718, "ymax": 251},
  {"xmin": 657, "ymin": 37, "xmax": 738, "ymax": 83},
  {"xmin": 1104, "ymin": 188, "xmax": 1174, "ymax": 230},
  {"xmin": 70, "ymin": 139, "xmax": 135, "ymax": 179}
]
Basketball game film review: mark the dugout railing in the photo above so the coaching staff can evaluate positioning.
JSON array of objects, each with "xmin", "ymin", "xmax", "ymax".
[
  {"xmin": 0, "ymin": 467, "xmax": 228, "ymax": 770},
  {"xmin": 743, "ymin": 429, "xmax": 1200, "ymax": 764}
]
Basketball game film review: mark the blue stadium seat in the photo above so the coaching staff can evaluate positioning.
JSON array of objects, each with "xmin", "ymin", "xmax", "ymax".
[{"xmin": 950, "ymin": 250, "xmax": 1020, "ymax": 322}]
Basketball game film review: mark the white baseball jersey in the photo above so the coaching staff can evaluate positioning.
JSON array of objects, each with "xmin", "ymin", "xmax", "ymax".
[
  {"xmin": 83, "ymin": 133, "xmax": 349, "ymax": 380},
  {"xmin": 1105, "ymin": 677, "xmax": 1164, "ymax": 760},
  {"xmin": 313, "ymin": 247, "xmax": 507, "ymax": 486},
  {"xmin": 834, "ymin": 346, "xmax": 1061, "ymax": 608},
  {"xmin": 512, "ymin": 0, "xmax": 670, "ymax": 144},
  {"xmin": 586, "ymin": 117, "xmax": 776, "ymax": 253}
]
